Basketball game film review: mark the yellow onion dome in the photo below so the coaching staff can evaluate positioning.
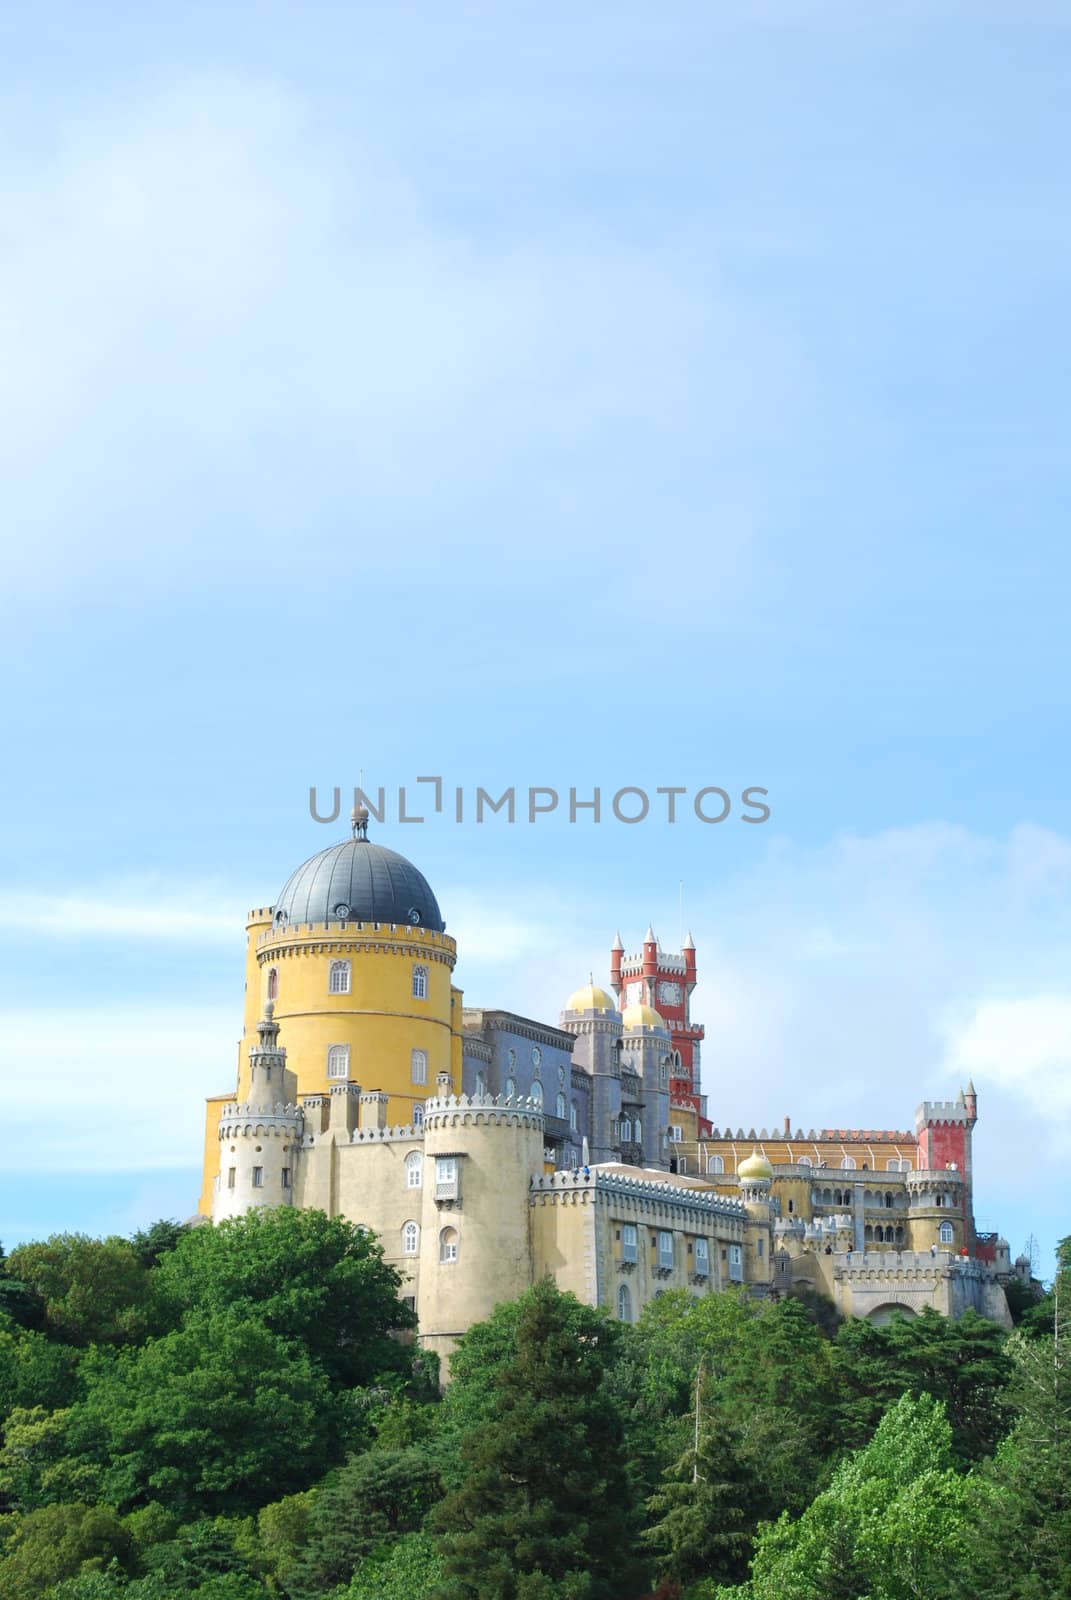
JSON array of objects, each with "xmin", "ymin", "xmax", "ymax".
[
  {"xmin": 565, "ymin": 982, "xmax": 618, "ymax": 1015},
  {"xmin": 621, "ymin": 1001, "xmax": 666, "ymax": 1031},
  {"xmin": 738, "ymin": 1148, "xmax": 774, "ymax": 1182}
]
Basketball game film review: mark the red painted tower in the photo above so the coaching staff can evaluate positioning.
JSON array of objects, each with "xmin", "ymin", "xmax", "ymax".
[
  {"xmin": 915, "ymin": 1082, "xmax": 978, "ymax": 1250},
  {"xmin": 610, "ymin": 928, "xmax": 707, "ymax": 1121}
]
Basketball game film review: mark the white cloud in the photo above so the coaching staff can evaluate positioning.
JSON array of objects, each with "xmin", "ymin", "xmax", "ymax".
[
  {"xmin": 0, "ymin": 73, "xmax": 814, "ymax": 616},
  {"xmin": 3, "ymin": 887, "xmax": 245, "ymax": 942},
  {"xmin": 940, "ymin": 996, "xmax": 1071, "ymax": 1119},
  {"xmin": 2, "ymin": 1006, "xmax": 238, "ymax": 1176}
]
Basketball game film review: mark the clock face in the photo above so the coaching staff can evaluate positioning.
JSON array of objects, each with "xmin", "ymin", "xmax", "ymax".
[
  {"xmin": 658, "ymin": 980, "xmax": 682, "ymax": 1005},
  {"xmin": 625, "ymin": 981, "xmax": 643, "ymax": 1005}
]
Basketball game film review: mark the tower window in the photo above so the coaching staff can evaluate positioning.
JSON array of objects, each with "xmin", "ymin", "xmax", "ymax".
[
  {"xmin": 439, "ymin": 1226, "xmax": 459, "ymax": 1264},
  {"xmin": 939, "ymin": 1221, "xmax": 954, "ymax": 1245},
  {"xmin": 530, "ymin": 1080, "xmax": 544, "ymax": 1108},
  {"xmin": 412, "ymin": 1102, "xmax": 425, "ymax": 1128},
  {"xmin": 435, "ymin": 1156, "xmax": 459, "ymax": 1200},
  {"xmin": 669, "ymin": 1125, "xmax": 683, "ymax": 1142},
  {"xmin": 329, "ymin": 960, "xmax": 351, "ymax": 995},
  {"xmin": 634, "ymin": 1116, "xmax": 642, "ymax": 1141},
  {"xmin": 505, "ymin": 1077, "xmax": 517, "ymax": 1100},
  {"xmin": 402, "ymin": 1220, "xmax": 419, "ymax": 1256},
  {"xmin": 707, "ymin": 1154, "xmax": 724, "ymax": 1174},
  {"xmin": 620, "ymin": 1117, "xmax": 632, "ymax": 1143},
  {"xmin": 622, "ymin": 1223, "xmax": 638, "ymax": 1263},
  {"xmin": 411, "ymin": 1048, "xmax": 428, "ymax": 1085},
  {"xmin": 281, "ymin": 1167, "xmax": 291, "ymax": 1189},
  {"xmin": 617, "ymin": 1282, "xmax": 632, "ymax": 1322},
  {"xmin": 556, "ymin": 1091, "xmax": 567, "ymax": 1120},
  {"xmin": 569, "ymin": 1100, "xmax": 578, "ymax": 1131},
  {"xmin": 267, "ymin": 968, "xmax": 278, "ymax": 1001},
  {"xmin": 227, "ymin": 1167, "xmax": 236, "ymax": 1189},
  {"xmin": 327, "ymin": 1044, "xmax": 350, "ymax": 1079},
  {"xmin": 252, "ymin": 1167, "xmax": 263, "ymax": 1187},
  {"xmin": 412, "ymin": 965, "xmax": 428, "ymax": 1000},
  {"xmin": 405, "ymin": 1151, "xmax": 423, "ymax": 1189}
]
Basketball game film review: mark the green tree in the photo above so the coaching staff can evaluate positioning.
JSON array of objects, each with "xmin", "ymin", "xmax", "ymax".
[
  {"xmin": 154, "ymin": 1209, "xmax": 415, "ymax": 1389},
  {"xmin": 642, "ymin": 1407, "xmax": 752, "ymax": 1589},
  {"xmin": 0, "ymin": 1245, "xmax": 46, "ymax": 1333},
  {"xmin": 431, "ymin": 1278, "xmax": 644, "ymax": 1600},
  {"xmin": 728, "ymin": 1393, "xmax": 973, "ymax": 1600},
  {"xmin": 0, "ymin": 1501, "xmax": 132, "ymax": 1600},
  {"xmin": 833, "ymin": 1306, "xmax": 1011, "ymax": 1461},
  {"xmin": 953, "ymin": 1315, "xmax": 1071, "ymax": 1599},
  {"xmin": 0, "ymin": 1326, "xmax": 82, "ymax": 1427},
  {"xmin": 286, "ymin": 1446, "xmax": 442, "ymax": 1598},
  {"xmin": 128, "ymin": 1221, "xmax": 188, "ymax": 1270},
  {"xmin": 72, "ymin": 1310, "xmax": 336, "ymax": 1516},
  {"xmin": 6, "ymin": 1237, "xmax": 154, "ymax": 1349},
  {"xmin": 0, "ymin": 1407, "xmax": 99, "ymax": 1510},
  {"xmin": 345, "ymin": 1532, "xmax": 443, "ymax": 1600}
]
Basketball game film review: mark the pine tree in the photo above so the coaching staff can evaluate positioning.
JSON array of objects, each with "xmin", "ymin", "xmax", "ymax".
[{"xmin": 431, "ymin": 1278, "xmax": 644, "ymax": 1600}]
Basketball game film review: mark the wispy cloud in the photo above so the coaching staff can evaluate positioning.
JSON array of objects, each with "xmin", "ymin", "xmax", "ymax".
[{"xmin": 3, "ymin": 891, "xmax": 244, "ymax": 942}]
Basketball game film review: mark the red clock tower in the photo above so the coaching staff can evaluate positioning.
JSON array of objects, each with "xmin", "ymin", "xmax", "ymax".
[{"xmin": 610, "ymin": 928, "xmax": 707, "ymax": 1121}]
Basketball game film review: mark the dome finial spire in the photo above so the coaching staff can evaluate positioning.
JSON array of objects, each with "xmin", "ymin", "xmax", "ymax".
[{"xmin": 351, "ymin": 803, "xmax": 370, "ymax": 840}]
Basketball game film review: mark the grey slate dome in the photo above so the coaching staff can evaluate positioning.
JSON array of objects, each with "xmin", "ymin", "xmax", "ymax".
[{"xmin": 273, "ymin": 838, "xmax": 445, "ymax": 931}]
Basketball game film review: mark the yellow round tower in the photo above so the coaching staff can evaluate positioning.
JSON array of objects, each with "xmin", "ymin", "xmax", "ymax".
[{"xmin": 200, "ymin": 816, "xmax": 460, "ymax": 1214}]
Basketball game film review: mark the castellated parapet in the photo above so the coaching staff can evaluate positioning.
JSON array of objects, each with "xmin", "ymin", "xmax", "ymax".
[{"xmin": 213, "ymin": 1092, "xmax": 303, "ymax": 1222}]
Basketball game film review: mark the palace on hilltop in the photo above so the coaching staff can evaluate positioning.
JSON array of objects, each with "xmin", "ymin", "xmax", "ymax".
[{"xmin": 199, "ymin": 820, "xmax": 1017, "ymax": 1371}]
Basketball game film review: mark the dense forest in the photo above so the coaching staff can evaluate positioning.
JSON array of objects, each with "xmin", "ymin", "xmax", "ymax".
[{"xmin": 0, "ymin": 1208, "xmax": 1066, "ymax": 1600}]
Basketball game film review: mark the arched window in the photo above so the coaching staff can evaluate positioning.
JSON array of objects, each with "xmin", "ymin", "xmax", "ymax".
[
  {"xmin": 329, "ymin": 960, "xmax": 351, "ymax": 995},
  {"xmin": 505, "ymin": 1076, "xmax": 517, "ymax": 1100},
  {"xmin": 885, "ymin": 1192, "xmax": 894, "ymax": 1209},
  {"xmin": 402, "ymin": 1221, "xmax": 419, "ymax": 1256},
  {"xmin": 620, "ymin": 1117, "xmax": 632, "ymax": 1142},
  {"xmin": 475, "ymin": 1073, "xmax": 487, "ymax": 1098},
  {"xmin": 865, "ymin": 1225, "xmax": 874, "ymax": 1243},
  {"xmin": 569, "ymin": 1101, "xmax": 578, "ymax": 1131},
  {"xmin": 405, "ymin": 1151, "xmax": 422, "ymax": 1189},
  {"xmin": 412, "ymin": 1102, "xmax": 425, "ymax": 1128},
  {"xmin": 841, "ymin": 1156, "xmax": 857, "ymax": 1170},
  {"xmin": 530, "ymin": 1080, "xmax": 544, "ymax": 1108},
  {"xmin": 556, "ymin": 1091, "xmax": 567, "ymax": 1120},
  {"xmin": 412, "ymin": 965, "xmax": 428, "ymax": 1000},
  {"xmin": 895, "ymin": 1225, "xmax": 904, "ymax": 1244},
  {"xmin": 267, "ymin": 968, "xmax": 278, "ymax": 1001},
  {"xmin": 633, "ymin": 1116, "xmax": 642, "ymax": 1141},
  {"xmin": 617, "ymin": 1282, "xmax": 632, "ymax": 1322},
  {"xmin": 939, "ymin": 1221, "xmax": 954, "ymax": 1245},
  {"xmin": 327, "ymin": 1044, "xmax": 349, "ymax": 1079},
  {"xmin": 439, "ymin": 1226, "xmax": 459, "ymax": 1264},
  {"xmin": 798, "ymin": 1155, "xmax": 813, "ymax": 1167},
  {"xmin": 411, "ymin": 1048, "xmax": 428, "ymax": 1085},
  {"xmin": 707, "ymin": 1154, "xmax": 725, "ymax": 1174}
]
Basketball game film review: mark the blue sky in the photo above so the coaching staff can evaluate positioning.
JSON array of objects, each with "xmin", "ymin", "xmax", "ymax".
[{"xmin": 0, "ymin": 1, "xmax": 1067, "ymax": 1280}]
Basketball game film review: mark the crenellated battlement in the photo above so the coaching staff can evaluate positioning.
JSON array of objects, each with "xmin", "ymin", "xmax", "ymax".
[
  {"xmin": 915, "ymin": 1099, "xmax": 970, "ymax": 1126},
  {"xmin": 423, "ymin": 1091, "xmax": 544, "ymax": 1132},
  {"xmin": 255, "ymin": 920, "xmax": 456, "ymax": 954}
]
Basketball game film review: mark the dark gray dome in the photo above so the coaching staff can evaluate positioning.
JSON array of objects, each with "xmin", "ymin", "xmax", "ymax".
[{"xmin": 273, "ymin": 839, "xmax": 444, "ymax": 931}]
